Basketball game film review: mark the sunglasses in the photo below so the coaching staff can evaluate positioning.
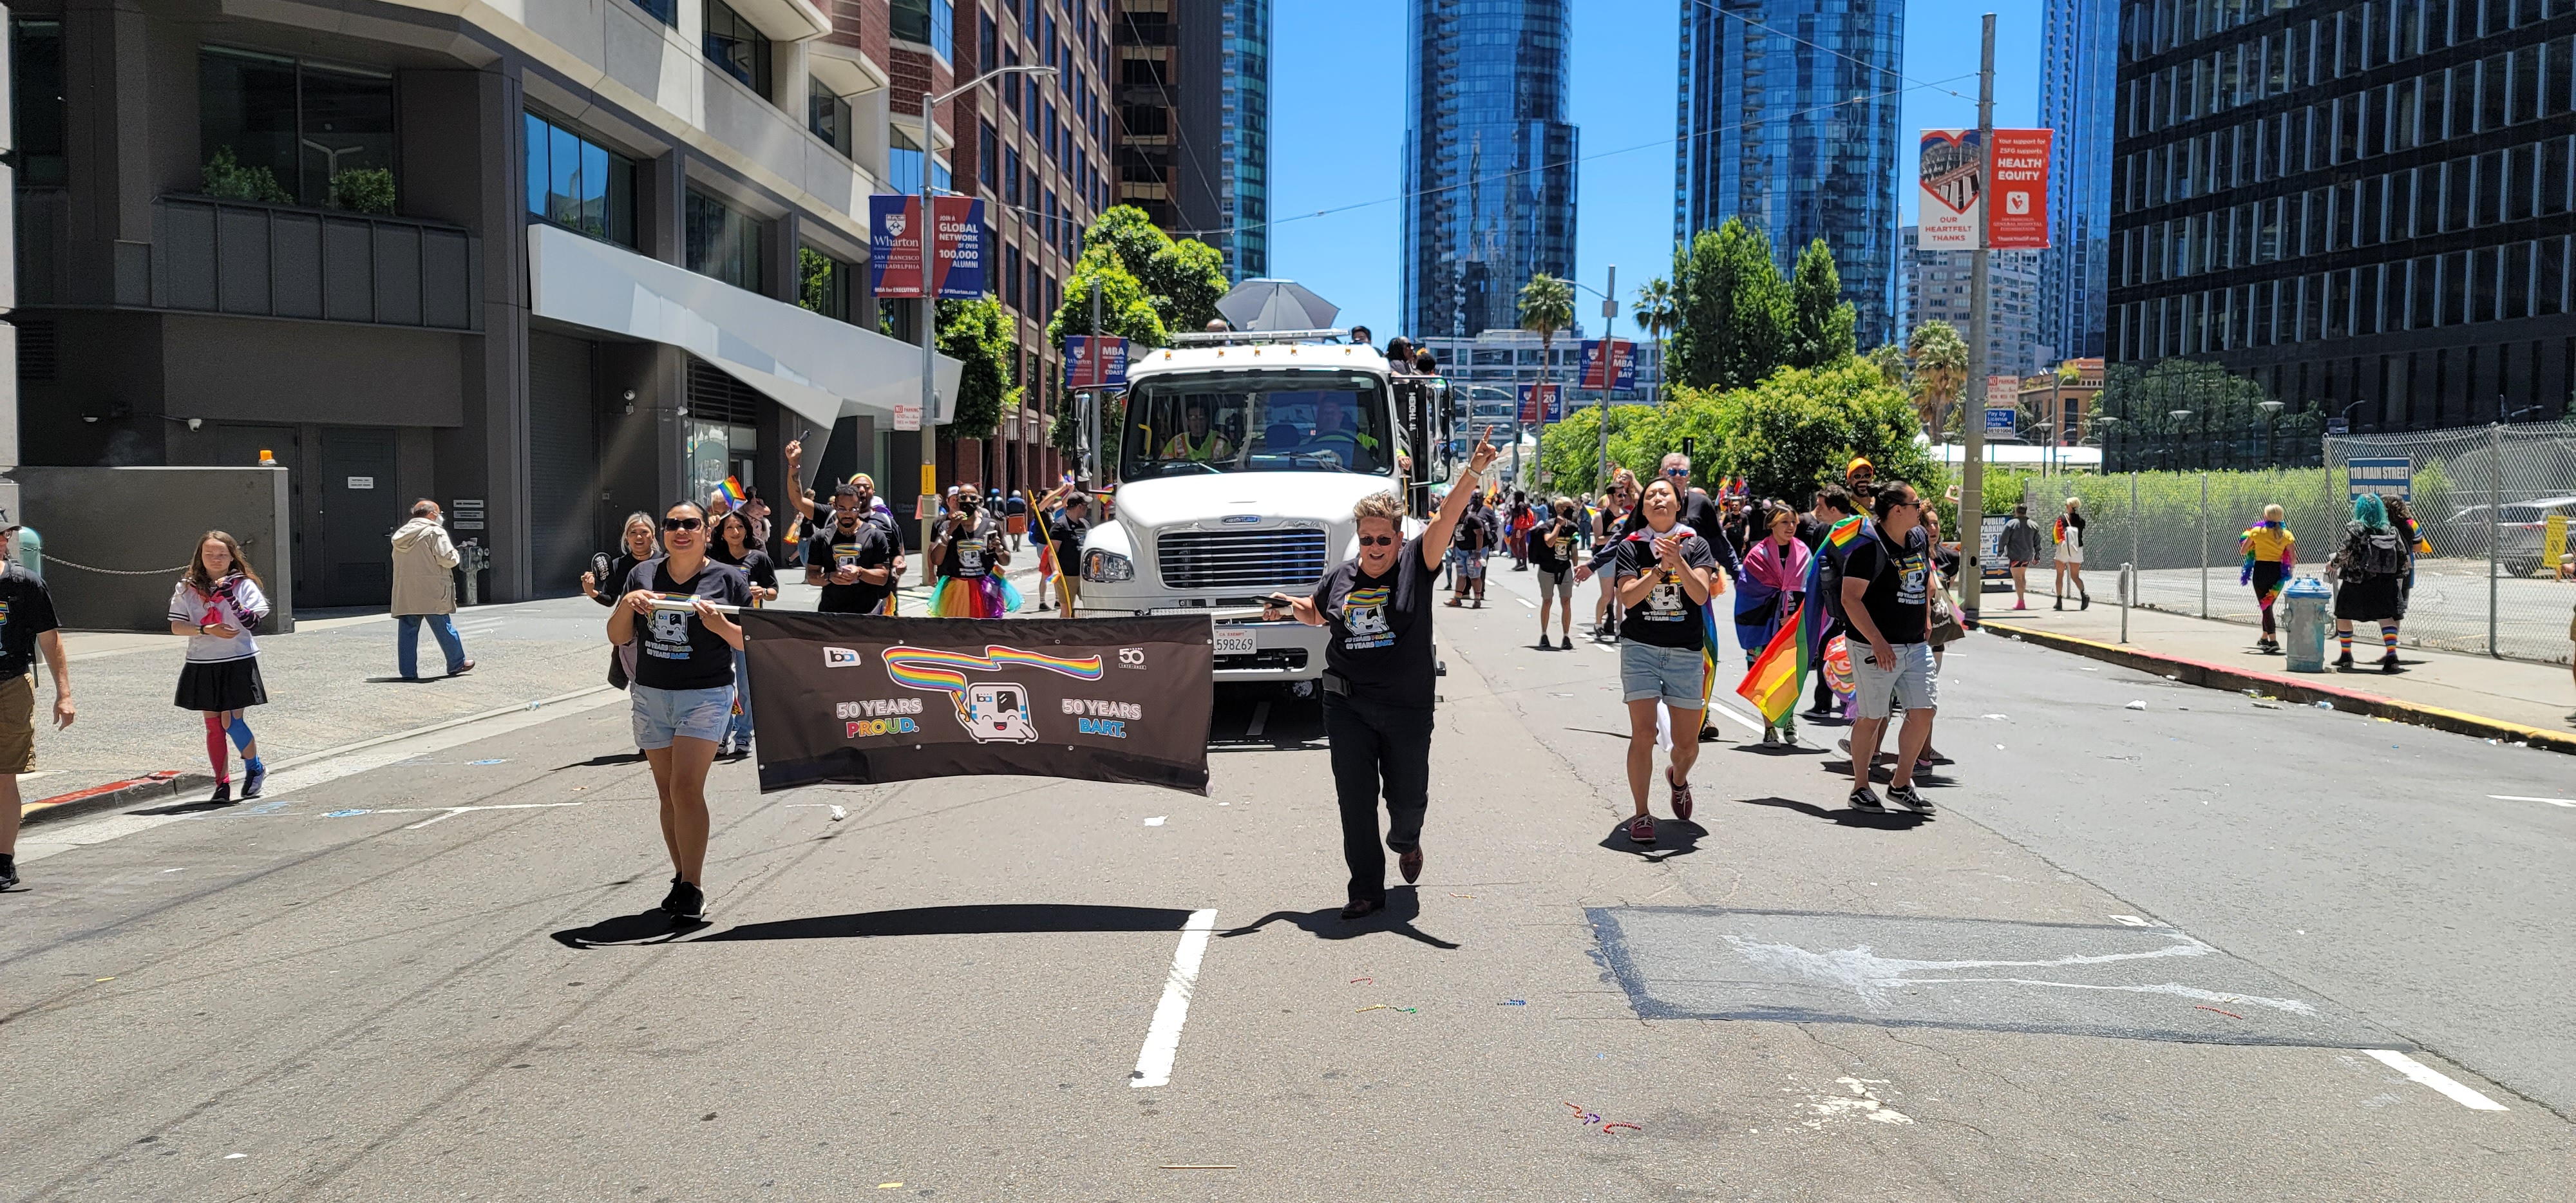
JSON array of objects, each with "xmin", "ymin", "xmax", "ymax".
[
  {"xmin": 662, "ymin": 517, "xmax": 704, "ymax": 531},
  {"xmin": 1664, "ymin": 468, "xmax": 1689, "ymax": 477},
  {"xmin": 1359, "ymin": 535, "xmax": 1397, "ymax": 547}
]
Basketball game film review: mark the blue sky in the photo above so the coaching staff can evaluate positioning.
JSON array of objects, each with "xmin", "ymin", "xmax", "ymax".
[{"xmin": 1266, "ymin": 0, "xmax": 2043, "ymax": 345}]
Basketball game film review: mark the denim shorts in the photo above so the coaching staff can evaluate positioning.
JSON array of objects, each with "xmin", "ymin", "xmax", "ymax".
[
  {"xmin": 1850, "ymin": 641, "xmax": 1938, "ymax": 720},
  {"xmin": 631, "ymin": 683, "xmax": 736, "ymax": 749},
  {"xmin": 1619, "ymin": 641, "xmax": 1707, "ymax": 708},
  {"xmin": 1457, "ymin": 550, "xmax": 1488, "ymax": 579}
]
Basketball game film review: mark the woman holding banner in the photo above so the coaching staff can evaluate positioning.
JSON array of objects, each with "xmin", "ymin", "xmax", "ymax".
[
  {"xmin": 608, "ymin": 500, "xmax": 751, "ymax": 922},
  {"xmin": 1265, "ymin": 430, "xmax": 1499, "ymax": 920}
]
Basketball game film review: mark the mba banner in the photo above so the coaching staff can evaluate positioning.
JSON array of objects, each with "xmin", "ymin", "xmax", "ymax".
[
  {"xmin": 869, "ymin": 195, "xmax": 988, "ymax": 299},
  {"xmin": 743, "ymin": 612, "xmax": 1212, "ymax": 794},
  {"xmin": 1578, "ymin": 338, "xmax": 1638, "ymax": 390},
  {"xmin": 1518, "ymin": 383, "xmax": 1562, "ymax": 424},
  {"xmin": 1065, "ymin": 334, "xmax": 1130, "ymax": 388}
]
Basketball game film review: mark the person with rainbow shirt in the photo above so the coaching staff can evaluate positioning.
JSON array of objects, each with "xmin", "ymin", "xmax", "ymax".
[{"xmin": 2240, "ymin": 505, "xmax": 2297, "ymax": 654}]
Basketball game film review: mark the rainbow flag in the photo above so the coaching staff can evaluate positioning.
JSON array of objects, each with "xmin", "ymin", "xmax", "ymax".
[
  {"xmin": 1735, "ymin": 515, "xmax": 1867, "ymax": 725},
  {"xmin": 718, "ymin": 475, "xmax": 748, "ymax": 507}
]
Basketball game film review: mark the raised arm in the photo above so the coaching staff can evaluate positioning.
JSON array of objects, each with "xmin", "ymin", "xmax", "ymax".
[{"xmin": 781, "ymin": 440, "xmax": 820, "ymax": 521}]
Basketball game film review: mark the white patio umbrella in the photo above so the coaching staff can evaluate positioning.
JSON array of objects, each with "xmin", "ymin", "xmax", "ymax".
[{"xmin": 1216, "ymin": 279, "xmax": 1340, "ymax": 333}]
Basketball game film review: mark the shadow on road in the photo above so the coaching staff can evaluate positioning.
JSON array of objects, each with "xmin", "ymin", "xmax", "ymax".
[
  {"xmin": 554, "ymin": 752, "xmax": 650, "ymax": 770},
  {"xmin": 1739, "ymin": 795, "xmax": 1930, "ymax": 831},
  {"xmin": 688, "ymin": 903, "xmax": 1198, "ymax": 942},
  {"xmin": 1218, "ymin": 887, "xmax": 1460, "ymax": 949},
  {"xmin": 1596, "ymin": 816, "xmax": 1706, "ymax": 863},
  {"xmin": 128, "ymin": 797, "xmax": 240, "ymax": 817},
  {"xmin": 551, "ymin": 910, "xmax": 713, "ymax": 947}
]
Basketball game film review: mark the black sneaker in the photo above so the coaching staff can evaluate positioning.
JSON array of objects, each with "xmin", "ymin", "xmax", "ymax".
[
  {"xmin": 664, "ymin": 880, "xmax": 705, "ymax": 921},
  {"xmin": 1888, "ymin": 784, "xmax": 1936, "ymax": 815},
  {"xmin": 0, "ymin": 855, "xmax": 19, "ymax": 891},
  {"xmin": 242, "ymin": 761, "xmax": 267, "ymax": 800},
  {"xmin": 658, "ymin": 875, "xmax": 685, "ymax": 913},
  {"xmin": 2080, "ymin": 592, "xmax": 2092, "ymax": 611},
  {"xmin": 208, "ymin": 780, "xmax": 232, "ymax": 806},
  {"xmin": 2380, "ymin": 653, "xmax": 2400, "ymax": 674},
  {"xmin": 1537, "ymin": 634, "xmax": 1551, "ymax": 649},
  {"xmin": 2334, "ymin": 650, "xmax": 2354, "ymax": 669},
  {"xmin": 1849, "ymin": 786, "xmax": 1887, "ymax": 812}
]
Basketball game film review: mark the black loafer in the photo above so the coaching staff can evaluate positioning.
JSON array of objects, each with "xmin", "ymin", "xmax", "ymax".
[
  {"xmin": 1340, "ymin": 898, "xmax": 1383, "ymax": 920},
  {"xmin": 1399, "ymin": 846, "xmax": 1424, "ymax": 884}
]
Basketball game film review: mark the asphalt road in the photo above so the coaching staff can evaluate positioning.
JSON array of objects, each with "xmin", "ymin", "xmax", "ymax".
[{"xmin": 4, "ymin": 560, "xmax": 2571, "ymax": 1200}]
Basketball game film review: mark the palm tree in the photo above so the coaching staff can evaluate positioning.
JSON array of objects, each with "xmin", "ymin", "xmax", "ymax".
[
  {"xmin": 1517, "ymin": 271, "xmax": 1576, "ymax": 442},
  {"xmin": 1629, "ymin": 277, "xmax": 1680, "ymax": 404},
  {"xmin": 1907, "ymin": 320, "xmax": 1970, "ymax": 439}
]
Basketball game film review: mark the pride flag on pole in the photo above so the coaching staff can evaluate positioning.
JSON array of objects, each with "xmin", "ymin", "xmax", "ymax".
[
  {"xmin": 718, "ymin": 475, "xmax": 749, "ymax": 507},
  {"xmin": 1735, "ymin": 515, "xmax": 1867, "ymax": 725}
]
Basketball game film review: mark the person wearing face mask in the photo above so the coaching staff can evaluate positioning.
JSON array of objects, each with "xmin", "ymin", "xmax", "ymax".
[
  {"xmin": 1267, "ymin": 431, "xmax": 1499, "ymax": 920},
  {"xmin": 806, "ymin": 482, "xmax": 904, "ymax": 617},
  {"xmin": 609, "ymin": 501, "xmax": 751, "ymax": 922},
  {"xmin": 929, "ymin": 489, "xmax": 1018, "ymax": 618}
]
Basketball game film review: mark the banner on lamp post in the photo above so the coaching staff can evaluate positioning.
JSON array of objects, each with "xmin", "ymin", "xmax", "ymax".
[
  {"xmin": 1577, "ymin": 338, "xmax": 1637, "ymax": 390},
  {"xmin": 1989, "ymin": 129, "xmax": 2053, "ymax": 249},
  {"xmin": 1065, "ymin": 335, "xmax": 1130, "ymax": 388},
  {"xmin": 1917, "ymin": 129, "xmax": 1984, "ymax": 249},
  {"xmin": 869, "ymin": 195, "xmax": 987, "ymax": 299},
  {"xmin": 1518, "ymin": 383, "xmax": 1561, "ymax": 424}
]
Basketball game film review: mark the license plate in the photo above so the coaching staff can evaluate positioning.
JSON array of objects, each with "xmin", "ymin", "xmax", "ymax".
[{"xmin": 1214, "ymin": 627, "xmax": 1256, "ymax": 656}]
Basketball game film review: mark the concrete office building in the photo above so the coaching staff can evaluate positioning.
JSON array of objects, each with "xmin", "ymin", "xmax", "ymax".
[
  {"xmin": 1897, "ymin": 226, "xmax": 2049, "ymax": 379},
  {"xmin": 1675, "ymin": 0, "xmax": 1904, "ymax": 347},
  {"xmin": 2107, "ymin": 0, "xmax": 2576, "ymax": 428},
  {"xmin": 1401, "ymin": 0, "xmax": 1578, "ymax": 341},
  {"xmin": 1108, "ymin": 0, "xmax": 1269, "ymax": 280}
]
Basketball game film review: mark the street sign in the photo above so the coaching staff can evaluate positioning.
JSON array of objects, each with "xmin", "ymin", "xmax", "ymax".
[
  {"xmin": 1065, "ymin": 335, "xmax": 1130, "ymax": 388},
  {"xmin": 1984, "ymin": 406, "xmax": 2016, "ymax": 435},
  {"xmin": 2347, "ymin": 457, "xmax": 2412, "ymax": 498},
  {"xmin": 892, "ymin": 403, "xmax": 923, "ymax": 431},
  {"xmin": 1577, "ymin": 339, "xmax": 1637, "ymax": 390}
]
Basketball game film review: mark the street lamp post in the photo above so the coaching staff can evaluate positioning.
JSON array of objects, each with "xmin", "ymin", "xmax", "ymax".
[{"xmin": 918, "ymin": 62, "xmax": 1057, "ymax": 578}]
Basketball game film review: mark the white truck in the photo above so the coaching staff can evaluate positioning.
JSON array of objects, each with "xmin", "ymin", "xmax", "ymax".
[{"xmin": 1072, "ymin": 328, "xmax": 1455, "ymax": 689}]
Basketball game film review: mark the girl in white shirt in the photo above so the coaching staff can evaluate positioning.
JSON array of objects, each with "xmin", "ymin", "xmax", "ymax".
[{"xmin": 167, "ymin": 531, "xmax": 272, "ymax": 804}]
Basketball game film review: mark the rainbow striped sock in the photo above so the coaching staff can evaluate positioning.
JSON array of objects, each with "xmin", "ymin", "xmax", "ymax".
[
  {"xmin": 2338, "ymin": 632, "xmax": 2354, "ymax": 653},
  {"xmin": 2382, "ymin": 629, "xmax": 2398, "ymax": 650}
]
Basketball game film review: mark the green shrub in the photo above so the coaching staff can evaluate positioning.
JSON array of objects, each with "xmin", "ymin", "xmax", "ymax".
[
  {"xmin": 329, "ymin": 167, "xmax": 397, "ymax": 214},
  {"xmin": 202, "ymin": 147, "xmax": 290, "ymax": 204}
]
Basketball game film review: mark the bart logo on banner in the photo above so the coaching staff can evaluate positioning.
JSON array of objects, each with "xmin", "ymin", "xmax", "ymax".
[{"xmin": 870, "ymin": 195, "xmax": 987, "ymax": 299}]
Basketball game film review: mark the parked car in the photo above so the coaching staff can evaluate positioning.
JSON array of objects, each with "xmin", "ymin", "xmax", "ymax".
[{"xmin": 2434, "ymin": 496, "xmax": 2576, "ymax": 576}]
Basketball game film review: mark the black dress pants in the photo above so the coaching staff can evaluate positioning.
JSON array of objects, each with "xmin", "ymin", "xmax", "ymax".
[{"xmin": 1322, "ymin": 691, "xmax": 1434, "ymax": 905}]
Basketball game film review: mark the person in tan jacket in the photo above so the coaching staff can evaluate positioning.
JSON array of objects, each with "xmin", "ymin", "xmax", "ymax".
[{"xmin": 390, "ymin": 500, "xmax": 474, "ymax": 680}]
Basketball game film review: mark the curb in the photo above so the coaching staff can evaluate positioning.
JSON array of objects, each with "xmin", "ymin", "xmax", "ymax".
[
  {"xmin": 20, "ymin": 770, "xmax": 218, "ymax": 828},
  {"xmin": 1978, "ymin": 620, "xmax": 2576, "ymax": 755}
]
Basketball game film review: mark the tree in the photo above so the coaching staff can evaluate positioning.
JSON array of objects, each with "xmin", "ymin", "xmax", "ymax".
[
  {"xmin": 935, "ymin": 296, "xmax": 1019, "ymax": 438},
  {"xmin": 1785, "ymin": 238, "xmax": 1857, "ymax": 368},
  {"xmin": 1046, "ymin": 245, "xmax": 1167, "ymax": 353},
  {"xmin": 1629, "ymin": 277, "xmax": 1680, "ymax": 403},
  {"xmin": 1863, "ymin": 343, "xmax": 1910, "ymax": 391},
  {"xmin": 1060, "ymin": 205, "xmax": 1228, "ymax": 338},
  {"xmin": 1906, "ymin": 320, "xmax": 1970, "ymax": 437},
  {"xmin": 1707, "ymin": 361, "xmax": 1938, "ymax": 503},
  {"xmin": 1517, "ymin": 271, "xmax": 1575, "ymax": 419},
  {"xmin": 1666, "ymin": 218, "xmax": 1790, "ymax": 392}
]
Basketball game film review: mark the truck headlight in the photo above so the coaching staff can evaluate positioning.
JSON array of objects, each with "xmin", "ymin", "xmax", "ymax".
[{"xmin": 1083, "ymin": 549, "xmax": 1133, "ymax": 582}]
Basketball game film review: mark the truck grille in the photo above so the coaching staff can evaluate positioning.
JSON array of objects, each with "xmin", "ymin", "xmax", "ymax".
[{"xmin": 1157, "ymin": 527, "xmax": 1329, "ymax": 592}]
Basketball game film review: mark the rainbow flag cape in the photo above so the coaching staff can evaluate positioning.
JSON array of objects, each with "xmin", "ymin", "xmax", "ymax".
[
  {"xmin": 1735, "ymin": 515, "xmax": 1867, "ymax": 725},
  {"xmin": 718, "ymin": 475, "xmax": 748, "ymax": 506}
]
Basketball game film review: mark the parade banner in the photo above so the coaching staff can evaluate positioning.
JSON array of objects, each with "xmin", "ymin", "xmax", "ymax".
[{"xmin": 743, "ymin": 612, "xmax": 1213, "ymax": 794}]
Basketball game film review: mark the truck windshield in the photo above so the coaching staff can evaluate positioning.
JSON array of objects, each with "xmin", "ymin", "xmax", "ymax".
[{"xmin": 1119, "ymin": 370, "xmax": 1395, "ymax": 480}]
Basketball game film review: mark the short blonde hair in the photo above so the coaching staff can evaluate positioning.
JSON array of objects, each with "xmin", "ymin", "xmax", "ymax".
[
  {"xmin": 2263, "ymin": 503, "xmax": 2285, "ymax": 522},
  {"xmin": 1353, "ymin": 491, "xmax": 1406, "ymax": 525}
]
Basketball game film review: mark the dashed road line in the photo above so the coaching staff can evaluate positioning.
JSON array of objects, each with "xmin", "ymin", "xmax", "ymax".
[
  {"xmin": 2365, "ymin": 1050, "xmax": 2509, "ymax": 1110},
  {"xmin": 2486, "ymin": 794, "xmax": 2576, "ymax": 808},
  {"xmin": 1131, "ymin": 908, "xmax": 1218, "ymax": 1089}
]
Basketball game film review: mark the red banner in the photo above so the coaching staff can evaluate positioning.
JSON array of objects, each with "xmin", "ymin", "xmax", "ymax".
[{"xmin": 1988, "ymin": 129, "xmax": 2052, "ymax": 250}]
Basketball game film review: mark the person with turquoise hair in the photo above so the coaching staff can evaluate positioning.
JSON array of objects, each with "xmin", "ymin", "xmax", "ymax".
[{"xmin": 2327, "ymin": 493, "xmax": 2410, "ymax": 672}]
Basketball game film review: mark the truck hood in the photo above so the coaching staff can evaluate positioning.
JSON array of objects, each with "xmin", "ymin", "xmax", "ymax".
[{"xmin": 1110, "ymin": 472, "xmax": 1399, "ymax": 531}]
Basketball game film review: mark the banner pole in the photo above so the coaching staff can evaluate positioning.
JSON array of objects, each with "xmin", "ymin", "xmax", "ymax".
[{"xmin": 1958, "ymin": 12, "xmax": 1996, "ymax": 630}]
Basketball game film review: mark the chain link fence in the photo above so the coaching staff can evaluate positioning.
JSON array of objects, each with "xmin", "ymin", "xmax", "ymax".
[{"xmin": 2012, "ymin": 422, "xmax": 2576, "ymax": 665}]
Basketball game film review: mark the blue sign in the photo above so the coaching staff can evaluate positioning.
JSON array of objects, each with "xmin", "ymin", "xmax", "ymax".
[
  {"xmin": 1984, "ymin": 406, "xmax": 2016, "ymax": 434},
  {"xmin": 2347, "ymin": 457, "xmax": 2412, "ymax": 498},
  {"xmin": 1577, "ymin": 339, "xmax": 1639, "ymax": 390},
  {"xmin": 1065, "ymin": 336, "xmax": 1129, "ymax": 388},
  {"xmin": 1518, "ymin": 383, "xmax": 1566, "ymax": 424}
]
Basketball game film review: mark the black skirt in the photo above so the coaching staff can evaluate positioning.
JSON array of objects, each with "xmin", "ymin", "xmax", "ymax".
[
  {"xmin": 2334, "ymin": 574, "xmax": 2407, "ymax": 623},
  {"xmin": 175, "ymin": 657, "xmax": 269, "ymax": 712}
]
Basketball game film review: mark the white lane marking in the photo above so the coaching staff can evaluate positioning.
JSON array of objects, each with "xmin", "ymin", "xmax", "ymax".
[
  {"xmin": 1517, "ymin": 597, "xmax": 1535, "ymax": 609},
  {"xmin": 2365, "ymin": 1050, "xmax": 2509, "ymax": 1110},
  {"xmin": 1245, "ymin": 701, "xmax": 1270, "ymax": 739},
  {"xmin": 1132, "ymin": 909, "xmax": 1218, "ymax": 1089},
  {"xmin": 14, "ymin": 688, "xmax": 623, "ymax": 864},
  {"xmin": 2109, "ymin": 914, "xmax": 2152, "ymax": 927},
  {"xmin": 1143, "ymin": 816, "xmax": 1166, "ymax": 826},
  {"xmin": 1703, "ymin": 697, "xmax": 1765, "ymax": 734},
  {"xmin": 386, "ymin": 802, "xmax": 583, "ymax": 829},
  {"xmin": 2486, "ymin": 795, "xmax": 2576, "ymax": 808},
  {"xmin": 789, "ymin": 803, "xmax": 848, "ymax": 821}
]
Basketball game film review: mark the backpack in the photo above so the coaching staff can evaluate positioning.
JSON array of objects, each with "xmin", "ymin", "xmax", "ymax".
[{"xmin": 2354, "ymin": 527, "xmax": 2407, "ymax": 577}]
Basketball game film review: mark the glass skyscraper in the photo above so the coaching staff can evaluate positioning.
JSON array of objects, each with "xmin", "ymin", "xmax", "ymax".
[
  {"xmin": 1402, "ymin": 0, "xmax": 1580, "ymax": 339},
  {"xmin": 1675, "ymin": 0, "xmax": 1904, "ymax": 347},
  {"xmin": 2039, "ymin": 0, "xmax": 2118, "ymax": 361}
]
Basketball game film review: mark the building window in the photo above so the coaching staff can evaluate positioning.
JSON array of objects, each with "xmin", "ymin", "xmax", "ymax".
[
  {"xmin": 685, "ymin": 189, "xmax": 762, "ymax": 291},
  {"xmin": 892, "ymin": 0, "xmax": 954, "ymax": 61},
  {"xmin": 1005, "ymin": 243, "xmax": 1023, "ymax": 308},
  {"xmin": 980, "ymin": 121, "xmax": 1000, "ymax": 193},
  {"xmin": 810, "ymin": 79, "xmax": 852, "ymax": 156},
  {"xmin": 526, "ymin": 111, "xmax": 638, "ymax": 247},
  {"xmin": 980, "ymin": 13, "xmax": 999, "ymax": 73},
  {"xmin": 200, "ymin": 46, "xmax": 395, "ymax": 211},
  {"xmin": 1003, "ymin": 145, "xmax": 1023, "ymax": 204},
  {"xmin": 630, "ymin": 0, "xmax": 677, "ymax": 26},
  {"xmin": 12, "ymin": 20, "xmax": 64, "ymax": 187},
  {"xmin": 888, "ymin": 125, "xmax": 952, "ymax": 195},
  {"xmin": 799, "ymin": 247, "xmax": 851, "ymax": 320},
  {"xmin": 704, "ymin": 0, "xmax": 772, "ymax": 95}
]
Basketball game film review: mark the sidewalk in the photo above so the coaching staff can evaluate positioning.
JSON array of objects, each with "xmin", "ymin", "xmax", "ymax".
[{"xmin": 1973, "ymin": 590, "xmax": 2576, "ymax": 750}]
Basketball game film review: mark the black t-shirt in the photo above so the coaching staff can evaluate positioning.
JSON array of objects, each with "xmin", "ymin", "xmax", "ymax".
[
  {"xmin": 937, "ymin": 512, "xmax": 1003, "ymax": 578},
  {"xmin": 1453, "ymin": 507, "xmax": 1490, "ymax": 551},
  {"xmin": 1530, "ymin": 517, "xmax": 1574, "ymax": 573},
  {"xmin": 591, "ymin": 553, "xmax": 649, "ymax": 607},
  {"xmin": 0, "ymin": 565, "xmax": 64, "ymax": 678},
  {"xmin": 1312, "ymin": 536, "xmax": 1440, "ymax": 708},
  {"xmin": 806, "ymin": 518, "xmax": 898, "ymax": 614},
  {"xmin": 623, "ymin": 558, "xmax": 751, "ymax": 690},
  {"xmin": 1613, "ymin": 527, "xmax": 1719, "ymax": 649},
  {"xmin": 1841, "ymin": 524, "xmax": 1932, "ymax": 646},
  {"xmin": 715, "ymin": 547, "xmax": 779, "ymax": 595},
  {"xmin": 1050, "ymin": 514, "xmax": 1088, "ymax": 574}
]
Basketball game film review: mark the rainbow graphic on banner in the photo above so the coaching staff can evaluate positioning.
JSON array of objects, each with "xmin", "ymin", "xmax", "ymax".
[{"xmin": 882, "ymin": 644, "xmax": 1106, "ymax": 723}]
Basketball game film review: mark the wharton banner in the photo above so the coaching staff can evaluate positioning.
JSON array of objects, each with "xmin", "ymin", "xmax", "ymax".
[{"xmin": 742, "ymin": 612, "xmax": 1213, "ymax": 794}]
